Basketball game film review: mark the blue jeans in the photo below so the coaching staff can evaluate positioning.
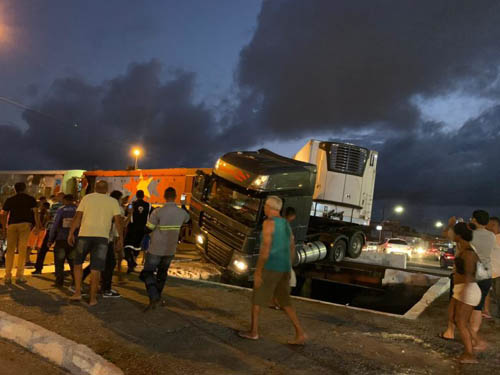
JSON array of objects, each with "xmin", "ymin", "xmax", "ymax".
[
  {"xmin": 54, "ymin": 240, "xmax": 75, "ymax": 286},
  {"xmin": 139, "ymin": 253, "xmax": 174, "ymax": 302}
]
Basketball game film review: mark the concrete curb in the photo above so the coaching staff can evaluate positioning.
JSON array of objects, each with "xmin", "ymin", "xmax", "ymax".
[
  {"xmin": 404, "ymin": 277, "xmax": 450, "ymax": 320},
  {"xmin": 0, "ymin": 310, "xmax": 123, "ymax": 375}
]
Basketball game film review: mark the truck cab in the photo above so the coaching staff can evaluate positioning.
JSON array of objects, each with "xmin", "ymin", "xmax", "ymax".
[{"xmin": 190, "ymin": 149, "xmax": 316, "ymax": 277}]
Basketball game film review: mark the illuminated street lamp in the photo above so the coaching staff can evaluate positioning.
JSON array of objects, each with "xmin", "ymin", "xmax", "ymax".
[
  {"xmin": 394, "ymin": 205, "xmax": 404, "ymax": 214},
  {"xmin": 132, "ymin": 147, "xmax": 142, "ymax": 170},
  {"xmin": 435, "ymin": 221, "xmax": 443, "ymax": 228},
  {"xmin": 376, "ymin": 225, "xmax": 383, "ymax": 242}
]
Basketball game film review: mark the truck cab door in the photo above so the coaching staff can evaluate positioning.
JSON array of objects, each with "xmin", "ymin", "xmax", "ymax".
[{"xmin": 192, "ymin": 171, "xmax": 210, "ymax": 201}]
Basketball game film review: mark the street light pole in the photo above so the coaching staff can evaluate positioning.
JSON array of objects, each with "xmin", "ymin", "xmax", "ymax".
[{"xmin": 132, "ymin": 147, "xmax": 141, "ymax": 170}]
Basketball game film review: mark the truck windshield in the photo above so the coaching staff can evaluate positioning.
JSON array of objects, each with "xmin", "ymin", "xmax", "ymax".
[{"xmin": 207, "ymin": 178, "xmax": 261, "ymax": 226}]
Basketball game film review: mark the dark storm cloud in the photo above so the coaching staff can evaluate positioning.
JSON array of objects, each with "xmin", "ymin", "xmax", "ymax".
[
  {"xmin": 374, "ymin": 106, "xmax": 500, "ymax": 207},
  {"xmin": 236, "ymin": 0, "xmax": 500, "ymax": 138},
  {"xmin": 1, "ymin": 60, "xmax": 231, "ymax": 170},
  {"xmin": 231, "ymin": 0, "xmax": 500, "ymax": 220}
]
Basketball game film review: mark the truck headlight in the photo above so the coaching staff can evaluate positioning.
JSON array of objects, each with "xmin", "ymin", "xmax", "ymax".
[
  {"xmin": 250, "ymin": 175, "xmax": 269, "ymax": 190},
  {"xmin": 232, "ymin": 260, "xmax": 248, "ymax": 272},
  {"xmin": 196, "ymin": 234, "xmax": 205, "ymax": 245}
]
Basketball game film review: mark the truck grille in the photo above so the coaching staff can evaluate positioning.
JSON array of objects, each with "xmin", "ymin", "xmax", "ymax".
[
  {"xmin": 201, "ymin": 213, "xmax": 245, "ymax": 267},
  {"xmin": 329, "ymin": 143, "xmax": 368, "ymax": 176}
]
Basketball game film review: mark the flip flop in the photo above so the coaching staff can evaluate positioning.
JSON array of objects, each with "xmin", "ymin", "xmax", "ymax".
[
  {"xmin": 458, "ymin": 357, "xmax": 478, "ymax": 364},
  {"xmin": 437, "ymin": 333, "xmax": 454, "ymax": 341},
  {"xmin": 288, "ymin": 338, "xmax": 307, "ymax": 346},
  {"xmin": 238, "ymin": 331, "xmax": 259, "ymax": 340}
]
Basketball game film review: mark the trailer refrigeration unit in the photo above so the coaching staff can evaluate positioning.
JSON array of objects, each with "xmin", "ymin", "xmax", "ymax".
[{"xmin": 190, "ymin": 140, "xmax": 378, "ymax": 279}]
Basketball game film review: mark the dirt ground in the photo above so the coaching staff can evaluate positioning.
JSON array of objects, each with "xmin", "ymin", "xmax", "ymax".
[
  {"xmin": 0, "ymin": 338, "xmax": 68, "ymax": 375},
  {"xmin": 0, "ymin": 273, "xmax": 499, "ymax": 375}
]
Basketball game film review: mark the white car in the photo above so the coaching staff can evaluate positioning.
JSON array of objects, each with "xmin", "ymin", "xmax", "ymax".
[{"xmin": 379, "ymin": 238, "xmax": 412, "ymax": 258}]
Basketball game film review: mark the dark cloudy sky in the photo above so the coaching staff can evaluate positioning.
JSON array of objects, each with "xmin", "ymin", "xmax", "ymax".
[{"xmin": 1, "ymin": 0, "xmax": 500, "ymax": 230}]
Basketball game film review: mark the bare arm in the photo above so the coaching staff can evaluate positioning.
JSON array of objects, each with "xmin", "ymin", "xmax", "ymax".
[
  {"xmin": 289, "ymin": 232, "xmax": 296, "ymax": 267},
  {"xmin": 0, "ymin": 211, "xmax": 7, "ymax": 238},
  {"xmin": 67, "ymin": 211, "xmax": 82, "ymax": 246},
  {"xmin": 442, "ymin": 217, "xmax": 456, "ymax": 240},
  {"xmin": 463, "ymin": 250, "xmax": 478, "ymax": 284},
  {"xmin": 254, "ymin": 219, "xmax": 274, "ymax": 285},
  {"xmin": 113, "ymin": 214, "xmax": 124, "ymax": 247},
  {"xmin": 34, "ymin": 207, "xmax": 41, "ymax": 227}
]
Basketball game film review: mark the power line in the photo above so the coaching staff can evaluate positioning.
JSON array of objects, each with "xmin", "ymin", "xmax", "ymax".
[{"xmin": 0, "ymin": 96, "xmax": 59, "ymax": 122}]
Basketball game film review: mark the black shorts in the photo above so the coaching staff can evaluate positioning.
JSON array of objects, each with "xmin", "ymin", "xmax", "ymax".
[
  {"xmin": 74, "ymin": 236, "xmax": 108, "ymax": 271},
  {"xmin": 474, "ymin": 278, "xmax": 493, "ymax": 311}
]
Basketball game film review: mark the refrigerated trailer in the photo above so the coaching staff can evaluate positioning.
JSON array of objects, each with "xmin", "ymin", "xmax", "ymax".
[{"xmin": 190, "ymin": 140, "xmax": 378, "ymax": 279}]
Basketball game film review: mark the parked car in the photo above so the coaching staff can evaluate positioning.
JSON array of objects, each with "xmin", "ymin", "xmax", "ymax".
[
  {"xmin": 379, "ymin": 238, "xmax": 412, "ymax": 259},
  {"xmin": 439, "ymin": 247, "xmax": 455, "ymax": 269},
  {"xmin": 363, "ymin": 241, "xmax": 379, "ymax": 252}
]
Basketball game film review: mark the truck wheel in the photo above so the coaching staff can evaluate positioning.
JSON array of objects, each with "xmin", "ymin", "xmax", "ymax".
[
  {"xmin": 348, "ymin": 232, "xmax": 364, "ymax": 258},
  {"xmin": 330, "ymin": 239, "xmax": 347, "ymax": 263}
]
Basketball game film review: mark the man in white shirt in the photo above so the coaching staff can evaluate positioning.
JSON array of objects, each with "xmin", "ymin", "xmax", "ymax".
[
  {"xmin": 68, "ymin": 181, "xmax": 123, "ymax": 306},
  {"xmin": 486, "ymin": 216, "xmax": 500, "ymax": 318},
  {"xmin": 468, "ymin": 210, "xmax": 495, "ymax": 351}
]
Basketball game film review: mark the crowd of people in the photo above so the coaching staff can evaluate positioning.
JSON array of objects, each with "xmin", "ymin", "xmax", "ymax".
[
  {"xmin": 0, "ymin": 181, "xmax": 189, "ymax": 310},
  {"xmin": 2, "ymin": 182, "xmax": 500, "ymax": 353}
]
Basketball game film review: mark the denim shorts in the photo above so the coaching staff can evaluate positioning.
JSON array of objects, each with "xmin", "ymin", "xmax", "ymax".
[{"xmin": 74, "ymin": 236, "xmax": 108, "ymax": 271}]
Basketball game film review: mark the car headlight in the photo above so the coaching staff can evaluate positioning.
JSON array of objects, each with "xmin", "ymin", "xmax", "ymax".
[
  {"xmin": 416, "ymin": 247, "xmax": 425, "ymax": 254},
  {"xmin": 196, "ymin": 234, "xmax": 205, "ymax": 245}
]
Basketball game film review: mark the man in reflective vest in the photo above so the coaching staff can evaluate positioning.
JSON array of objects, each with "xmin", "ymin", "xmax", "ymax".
[{"xmin": 140, "ymin": 187, "xmax": 189, "ymax": 311}]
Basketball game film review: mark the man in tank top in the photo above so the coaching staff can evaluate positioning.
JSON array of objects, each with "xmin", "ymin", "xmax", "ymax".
[{"xmin": 238, "ymin": 196, "xmax": 307, "ymax": 345}]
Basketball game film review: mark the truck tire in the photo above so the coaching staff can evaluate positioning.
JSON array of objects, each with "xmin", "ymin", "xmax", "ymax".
[
  {"xmin": 329, "ymin": 239, "xmax": 347, "ymax": 263},
  {"xmin": 348, "ymin": 232, "xmax": 364, "ymax": 258}
]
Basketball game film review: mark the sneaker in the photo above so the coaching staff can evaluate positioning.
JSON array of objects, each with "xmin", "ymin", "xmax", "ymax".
[
  {"xmin": 31, "ymin": 270, "xmax": 42, "ymax": 275},
  {"xmin": 103, "ymin": 290, "xmax": 121, "ymax": 298}
]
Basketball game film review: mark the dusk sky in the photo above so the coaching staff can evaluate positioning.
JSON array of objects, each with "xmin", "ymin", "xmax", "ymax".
[{"xmin": 1, "ymin": 0, "xmax": 500, "ymax": 229}]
